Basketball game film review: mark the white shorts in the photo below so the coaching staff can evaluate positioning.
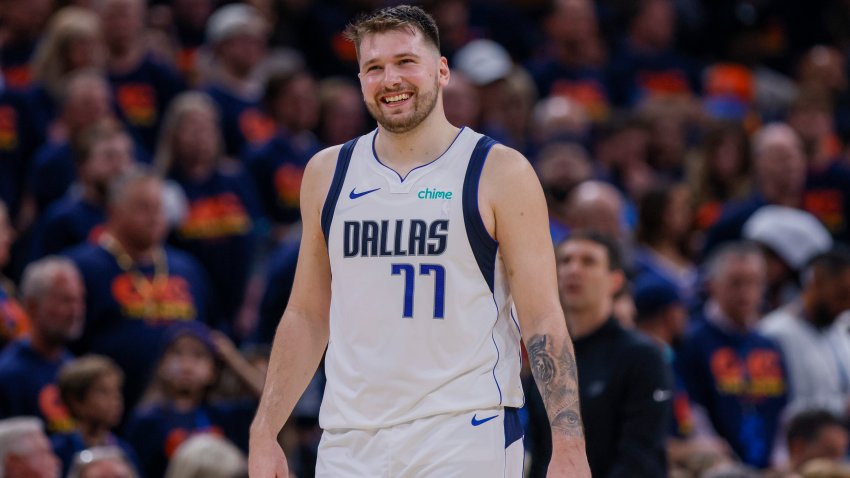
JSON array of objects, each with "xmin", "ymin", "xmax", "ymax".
[{"xmin": 316, "ymin": 407, "xmax": 524, "ymax": 477}]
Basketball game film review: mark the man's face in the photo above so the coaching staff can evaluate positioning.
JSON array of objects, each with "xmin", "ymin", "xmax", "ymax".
[
  {"xmin": 811, "ymin": 269, "xmax": 850, "ymax": 326},
  {"xmin": 110, "ymin": 179, "xmax": 167, "ymax": 251},
  {"xmin": 81, "ymin": 134, "xmax": 134, "ymax": 194},
  {"xmin": 5, "ymin": 431, "xmax": 61, "ymax": 478},
  {"xmin": 30, "ymin": 269, "xmax": 85, "ymax": 344},
  {"xmin": 556, "ymin": 239, "xmax": 620, "ymax": 313},
  {"xmin": 794, "ymin": 424, "xmax": 850, "ymax": 470},
  {"xmin": 710, "ymin": 254, "xmax": 766, "ymax": 328},
  {"xmin": 358, "ymin": 28, "xmax": 447, "ymax": 134}
]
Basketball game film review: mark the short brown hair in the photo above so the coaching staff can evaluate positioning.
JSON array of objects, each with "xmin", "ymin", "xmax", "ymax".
[
  {"xmin": 343, "ymin": 5, "xmax": 440, "ymax": 56},
  {"xmin": 58, "ymin": 355, "xmax": 124, "ymax": 412},
  {"xmin": 72, "ymin": 119, "xmax": 128, "ymax": 168}
]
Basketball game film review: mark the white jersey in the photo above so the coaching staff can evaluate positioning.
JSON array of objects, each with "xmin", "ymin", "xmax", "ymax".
[{"xmin": 319, "ymin": 127, "xmax": 524, "ymax": 430}]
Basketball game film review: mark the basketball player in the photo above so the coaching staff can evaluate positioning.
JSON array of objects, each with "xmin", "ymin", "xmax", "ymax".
[{"xmin": 249, "ymin": 6, "xmax": 590, "ymax": 477}]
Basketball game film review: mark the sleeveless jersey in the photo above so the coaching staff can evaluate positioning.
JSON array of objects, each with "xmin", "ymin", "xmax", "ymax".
[{"xmin": 319, "ymin": 127, "xmax": 524, "ymax": 430}]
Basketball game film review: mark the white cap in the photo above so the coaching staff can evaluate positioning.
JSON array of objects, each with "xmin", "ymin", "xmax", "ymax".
[
  {"xmin": 452, "ymin": 39, "xmax": 512, "ymax": 86},
  {"xmin": 743, "ymin": 205, "xmax": 833, "ymax": 270},
  {"xmin": 206, "ymin": 4, "xmax": 267, "ymax": 45}
]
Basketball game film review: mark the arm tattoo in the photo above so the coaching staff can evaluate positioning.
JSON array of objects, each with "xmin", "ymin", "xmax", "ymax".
[{"xmin": 527, "ymin": 334, "xmax": 583, "ymax": 437}]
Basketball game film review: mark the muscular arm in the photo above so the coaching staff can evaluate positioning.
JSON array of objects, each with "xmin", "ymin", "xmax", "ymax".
[
  {"xmin": 249, "ymin": 146, "xmax": 339, "ymax": 476},
  {"xmin": 481, "ymin": 145, "xmax": 590, "ymax": 476}
]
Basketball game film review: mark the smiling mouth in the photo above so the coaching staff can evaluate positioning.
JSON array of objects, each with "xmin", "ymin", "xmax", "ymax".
[{"xmin": 381, "ymin": 93, "xmax": 412, "ymax": 104}]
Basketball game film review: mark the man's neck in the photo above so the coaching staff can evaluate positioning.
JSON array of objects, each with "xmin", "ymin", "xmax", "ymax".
[
  {"xmin": 373, "ymin": 113, "xmax": 459, "ymax": 178},
  {"xmin": 107, "ymin": 43, "xmax": 143, "ymax": 75},
  {"xmin": 565, "ymin": 302, "xmax": 612, "ymax": 339},
  {"xmin": 29, "ymin": 333, "xmax": 65, "ymax": 362},
  {"xmin": 105, "ymin": 230, "xmax": 157, "ymax": 264},
  {"xmin": 78, "ymin": 422, "xmax": 109, "ymax": 447}
]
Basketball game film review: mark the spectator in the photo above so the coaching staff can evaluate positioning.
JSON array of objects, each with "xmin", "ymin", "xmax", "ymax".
[
  {"xmin": 29, "ymin": 7, "xmax": 106, "ymax": 132},
  {"xmin": 590, "ymin": 114, "xmax": 652, "ymax": 200},
  {"xmin": 0, "ymin": 416, "xmax": 61, "ymax": 478},
  {"xmin": 565, "ymin": 180, "xmax": 632, "ymax": 255},
  {"xmin": 786, "ymin": 409, "xmax": 849, "ymax": 473},
  {"xmin": 51, "ymin": 355, "xmax": 140, "ymax": 477},
  {"xmin": 534, "ymin": 141, "xmax": 592, "ymax": 243},
  {"xmin": 126, "ymin": 321, "xmax": 261, "ymax": 478},
  {"xmin": 165, "ymin": 0, "xmax": 215, "ymax": 85},
  {"xmin": 155, "ymin": 91, "xmax": 261, "ymax": 335},
  {"xmin": 96, "ymin": 0, "xmax": 187, "ymax": 152},
  {"xmin": 64, "ymin": 171, "xmax": 210, "ymax": 409},
  {"xmin": 634, "ymin": 181, "xmax": 698, "ymax": 302},
  {"xmin": 703, "ymin": 123, "xmax": 808, "ymax": 256},
  {"xmin": 0, "ymin": 74, "xmax": 42, "ymax": 224},
  {"xmin": 525, "ymin": 231, "xmax": 671, "ymax": 477},
  {"xmin": 66, "ymin": 446, "xmax": 137, "ymax": 478},
  {"xmin": 759, "ymin": 249, "xmax": 850, "ymax": 417},
  {"xmin": 743, "ymin": 205, "xmax": 832, "ymax": 312},
  {"xmin": 317, "ymin": 76, "xmax": 369, "ymax": 147},
  {"xmin": 0, "ymin": 0, "xmax": 54, "ymax": 90},
  {"xmin": 0, "ymin": 201, "xmax": 29, "ymax": 348},
  {"xmin": 202, "ymin": 3, "xmax": 273, "ymax": 157},
  {"xmin": 30, "ymin": 119, "xmax": 135, "ymax": 260},
  {"xmin": 164, "ymin": 434, "xmax": 247, "ymax": 478},
  {"xmin": 677, "ymin": 241, "xmax": 788, "ymax": 468},
  {"xmin": 527, "ymin": 0, "xmax": 610, "ymax": 122},
  {"xmin": 26, "ymin": 70, "xmax": 136, "ymax": 215},
  {"xmin": 606, "ymin": 0, "xmax": 701, "ymax": 107},
  {"xmin": 0, "ymin": 257, "xmax": 84, "ymax": 433},
  {"xmin": 441, "ymin": 71, "xmax": 481, "ymax": 132},
  {"xmin": 687, "ymin": 122, "xmax": 752, "ymax": 232},
  {"xmin": 243, "ymin": 68, "xmax": 322, "ymax": 233}
]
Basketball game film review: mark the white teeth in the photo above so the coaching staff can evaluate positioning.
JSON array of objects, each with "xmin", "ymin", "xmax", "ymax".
[{"xmin": 384, "ymin": 93, "xmax": 410, "ymax": 103}]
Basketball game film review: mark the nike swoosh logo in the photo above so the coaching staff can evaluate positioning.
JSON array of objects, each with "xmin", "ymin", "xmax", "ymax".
[
  {"xmin": 349, "ymin": 187, "xmax": 381, "ymax": 199},
  {"xmin": 471, "ymin": 414, "xmax": 499, "ymax": 426}
]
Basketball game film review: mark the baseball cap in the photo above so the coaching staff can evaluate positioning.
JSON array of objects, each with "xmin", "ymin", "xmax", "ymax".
[
  {"xmin": 452, "ymin": 39, "xmax": 512, "ymax": 86},
  {"xmin": 743, "ymin": 205, "xmax": 833, "ymax": 271},
  {"xmin": 633, "ymin": 274, "xmax": 682, "ymax": 320},
  {"xmin": 206, "ymin": 4, "xmax": 267, "ymax": 45}
]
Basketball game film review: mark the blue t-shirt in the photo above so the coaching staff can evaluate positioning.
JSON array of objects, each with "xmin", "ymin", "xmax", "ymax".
[
  {"xmin": 204, "ymin": 84, "xmax": 274, "ymax": 157},
  {"xmin": 804, "ymin": 160, "xmax": 850, "ymax": 242},
  {"xmin": 125, "ymin": 400, "xmax": 255, "ymax": 478},
  {"xmin": 526, "ymin": 58, "xmax": 611, "ymax": 121},
  {"xmin": 243, "ymin": 130, "xmax": 323, "ymax": 224},
  {"xmin": 0, "ymin": 41, "xmax": 36, "ymax": 91},
  {"xmin": 51, "ymin": 430, "xmax": 142, "ymax": 478},
  {"xmin": 0, "ymin": 89, "xmax": 41, "ymax": 219},
  {"xmin": 252, "ymin": 238, "xmax": 300, "ymax": 345},
  {"xmin": 0, "ymin": 281, "xmax": 28, "ymax": 348},
  {"xmin": 677, "ymin": 318, "xmax": 788, "ymax": 468},
  {"xmin": 606, "ymin": 41, "xmax": 701, "ymax": 107},
  {"xmin": 109, "ymin": 55, "xmax": 186, "ymax": 152},
  {"xmin": 169, "ymin": 167, "xmax": 261, "ymax": 331},
  {"xmin": 64, "ymin": 243, "xmax": 210, "ymax": 408},
  {"xmin": 0, "ymin": 340, "xmax": 74, "ymax": 432},
  {"xmin": 30, "ymin": 195, "xmax": 105, "ymax": 260}
]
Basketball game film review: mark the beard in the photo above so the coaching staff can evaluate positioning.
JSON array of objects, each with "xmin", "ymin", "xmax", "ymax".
[{"xmin": 366, "ymin": 78, "xmax": 440, "ymax": 134}]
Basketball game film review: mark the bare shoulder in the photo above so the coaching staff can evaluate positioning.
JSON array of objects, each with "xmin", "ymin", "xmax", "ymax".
[
  {"xmin": 480, "ymin": 144, "xmax": 536, "ymax": 185},
  {"xmin": 300, "ymin": 144, "xmax": 345, "ymax": 216}
]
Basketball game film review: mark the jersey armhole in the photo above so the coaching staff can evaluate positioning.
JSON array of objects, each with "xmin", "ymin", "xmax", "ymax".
[
  {"xmin": 321, "ymin": 138, "xmax": 359, "ymax": 243},
  {"xmin": 462, "ymin": 136, "xmax": 499, "ymax": 293}
]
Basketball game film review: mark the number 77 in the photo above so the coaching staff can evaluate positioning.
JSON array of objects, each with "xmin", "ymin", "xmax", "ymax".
[{"xmin": 391, "ymin": 263, "xmax": 446, "ymax": 319}]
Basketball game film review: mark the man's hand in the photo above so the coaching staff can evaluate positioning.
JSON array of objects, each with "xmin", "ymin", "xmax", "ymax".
[{"xmin": 248, "ymin": 431, "xmax": 290, "ymax": 478}]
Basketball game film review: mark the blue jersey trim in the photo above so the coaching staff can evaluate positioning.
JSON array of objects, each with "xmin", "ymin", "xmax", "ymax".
[
  {"xmin": 462, "ymin": 136, "xmax": 499, "ymax": 292},
  {"xmin": 321, "ymin": 138, "xmax": 359, "ymax": 243},
  {"xmin": 503, "ymin": 407, "xmax": 523, "ymax": 448},
  {"xmin": 372, "ymin": 127, "xmax": 466, "ymax": 183},
  {"xmin": 491, "ymin": 294, "xmax": 503, "ymax": 405}
]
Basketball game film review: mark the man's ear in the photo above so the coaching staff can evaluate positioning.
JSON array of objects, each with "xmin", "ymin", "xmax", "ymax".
[
  {"xmin": 609, "ymin": 269, "xmax": 626, "ymax": 297},
  {"xmin": 439, "ymin": 56, "xmax": 450, "ymax": 87}
]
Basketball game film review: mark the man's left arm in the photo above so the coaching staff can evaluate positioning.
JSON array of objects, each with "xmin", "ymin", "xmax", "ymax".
[{"xmin": 481, "ymin": 145, "xmax": 590, "ymax": 477}]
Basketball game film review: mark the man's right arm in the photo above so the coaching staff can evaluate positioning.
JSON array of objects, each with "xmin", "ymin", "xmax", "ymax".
[{"xmin": 248, "ymin": 146, "xmax": 340, "ymax": 477}]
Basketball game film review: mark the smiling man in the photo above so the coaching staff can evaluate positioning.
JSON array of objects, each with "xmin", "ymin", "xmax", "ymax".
[{"xmin": 249, "ymin": 5, "xmax": 589, "ymax": 477}]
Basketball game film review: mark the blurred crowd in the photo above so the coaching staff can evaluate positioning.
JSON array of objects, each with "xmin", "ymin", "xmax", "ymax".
[{"xmin": 2, "ymin": 0, "xmax": 850, "ymax": 477}]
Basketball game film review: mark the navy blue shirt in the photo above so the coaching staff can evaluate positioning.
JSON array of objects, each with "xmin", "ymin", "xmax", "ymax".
[
  {"xmin": 677, "ymin": 317, "xmax": 788, "ymax": 468},
  {"xmin": 252, "ymin": 238, "xmax": 299, "ymax": 345},
  {"xmin": 125, "ymin": 400, "xmax": 255, "ymax": 478},
  {"xmin": 526, "ymin": 58, "xmax": 611, "ymax": 121},
  {"xmin": 0, "ymin": 41, "xmax": 36, "ymax": 91},
  {"xmin": 243, "ymin": 130, "xmax": 322, "ymax": 224},
  {"xmin": 606, "ymin": 41, "xmax": 701, "ymax": 108},
  {"xmin": 64, "ymin": 243, "xmax": 210, "ymax": 408},
  {"xmin": 0, "ymin": 340, "xmax": 74, "ymax": 432},
  {"xmin": 204, "ymin": 84, "xmax": 274, "ymax": 157},
  {"xmin": 30, "ymin": 195, "xmax": 105, "ymax": 260},
  {"xmin": 0, "ymin": 89, "xmax": 41, "ymax": 219},
  {"xmin": 109, "ymin": 55, "xmax": 186, "ymax": 152},
  {"xmin": 51, "ymin": 430, "xmax": 142, "ymax": 478},
  {"xmin": 170, "ymin": 167, "xmax": 261, "ymax": 331}
]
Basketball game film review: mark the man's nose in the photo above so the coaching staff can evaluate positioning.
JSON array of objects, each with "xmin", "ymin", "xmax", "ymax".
[{"xmin": 382, "ymin": 64, "xmax": 402, "ymax": 87}]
